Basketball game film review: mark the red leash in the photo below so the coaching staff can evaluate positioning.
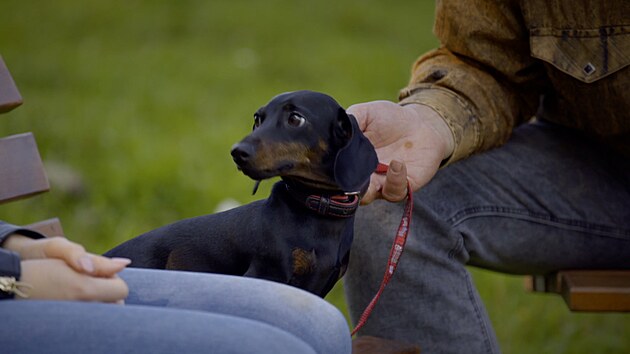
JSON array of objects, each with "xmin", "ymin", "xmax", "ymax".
[{"xmin": 351, "ymin": 162, "xmax": 414, "ymax": 336}]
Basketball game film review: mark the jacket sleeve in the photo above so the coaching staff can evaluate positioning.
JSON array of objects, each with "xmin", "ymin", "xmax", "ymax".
[
  {"xmin": 0, "ymin": 248, "xmax": 21, "ymax": 278},
  {"xmin": 0, "ymin": 221, "xmax": 45, "ymax": 299},
  {"xmin": 399, "ymin": 0, "xmax": 547, "ymax": 164},
  {"xmin": 0, "ymin": 220, "xmax": 46, "ymax": 247},
  {"xmin": 0, "ymin": 248, "xmax": 21, "ymax": 299},
  {"xmin": 0, "ymin": 245, "xmax": 21, "ymax": 300}
]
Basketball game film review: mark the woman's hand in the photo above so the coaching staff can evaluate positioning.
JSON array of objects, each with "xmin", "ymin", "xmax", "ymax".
[
  {"xmin": 5, "ymin": 234, "xmax": 130, "ymax": 276},
  {"xmin": 18, "ymin": 258, "xmax": 129, "ymax": 302},
  {"xmin": 4, "ymin": 234, "xmax": 131, "ymax": 302},
  {"xmin": 348, "ymin": 101, "xmax": 454, "ymax": 204}
]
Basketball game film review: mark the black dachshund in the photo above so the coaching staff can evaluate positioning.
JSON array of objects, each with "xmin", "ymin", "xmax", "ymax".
[{"xmin": 105, "ymin": 90, "xmax": 378, "ymax": 297}]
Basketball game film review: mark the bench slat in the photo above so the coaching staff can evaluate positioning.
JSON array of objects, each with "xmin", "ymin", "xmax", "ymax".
[
  {"xmin": 559, "ymin": 270, "xmax": 630, "ymax": 312},
  {"xmin": 25, "ymin": 218, "xmax": 65, "ymax": 237},
  {"xmin": 0, "ymin": 133, "xmax": 50, "ymax": 204},
  {"xmin": 0, "ymin": 56, "xmax": 23, "ymax": 114},
  {"xmin": 527, "ymin": 271, "xmax": 630, "ymax": 312},
  {"xmin": 1, "ymin": 58, "xmax": 65, "ymax": 245}
]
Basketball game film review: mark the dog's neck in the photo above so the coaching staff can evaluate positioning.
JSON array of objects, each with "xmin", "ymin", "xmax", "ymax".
[{"xmin": 281, "ymin": 179, "xmax": 361, "ymax": 219}]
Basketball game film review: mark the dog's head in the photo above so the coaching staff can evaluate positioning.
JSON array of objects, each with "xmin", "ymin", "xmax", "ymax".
[{"xmin": 231, "ymin": 90, "xmax": 378, "ymax": 193}]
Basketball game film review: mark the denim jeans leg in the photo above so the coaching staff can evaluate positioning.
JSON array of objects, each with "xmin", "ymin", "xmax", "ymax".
[
  {"xmin": 1, "ymin": 269, "xmax": 352, "ymax": 354},
  {"xmin": 122, "ymin": 268, "xmax": 352, "ymax": 354},
  {"xmin": 344, "ymin": 120, "xmax": 630, "ymax": 354},
  {"xmin": 1, "ymin": 300, "xmax": 316, "ymax": 354}
]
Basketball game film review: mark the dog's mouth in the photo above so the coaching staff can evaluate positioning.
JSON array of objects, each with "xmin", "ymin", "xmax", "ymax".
[
  {"xmin": 237, "ymin": 160, "xmax": 339, "ymax": 191},
  {"xmin": 237, "ymin": 162, "xmax": 295, "ymax": 180},
  {"xmin": 283, "ymin": 175, "xmax": 340, "ymax": 191}
]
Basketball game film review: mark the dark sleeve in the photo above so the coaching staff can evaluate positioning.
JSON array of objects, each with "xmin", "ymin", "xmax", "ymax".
[
  {"xmin": 0, "ymin": 220, "xmax": 45, "ymax": 247},
  {"xmin": 0, "ymin": 248, "xmax": 22, "ymax": 299},
  {"xmin": 0, "ymin": 248, "xmax": 21, "ymax": 278},
  {"xmin": 0, "ymin": 221, "xmax": 45, "ymax": 299}
]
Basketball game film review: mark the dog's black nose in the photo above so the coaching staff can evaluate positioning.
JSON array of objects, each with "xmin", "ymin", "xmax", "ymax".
[{"xmin": 231, "ymin": 142, "xmax": 255, "ymax": 165}]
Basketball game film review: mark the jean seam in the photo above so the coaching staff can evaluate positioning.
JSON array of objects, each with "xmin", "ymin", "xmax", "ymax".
[
  {"xmin": 447, "ymin": 206, "xmax": 630, "ymax": 240},
  {"xmin": 463, "ymin": 269, "xmax": 495, "ymax": 354}
]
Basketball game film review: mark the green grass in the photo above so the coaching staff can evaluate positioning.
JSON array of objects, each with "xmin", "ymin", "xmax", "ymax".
[{"xmin": 1, "ymin": 1, "xmax": 628, "ymax": 352}]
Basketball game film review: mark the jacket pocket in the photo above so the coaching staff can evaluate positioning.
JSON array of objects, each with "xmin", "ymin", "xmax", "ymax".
[{"xmin": 530, "ymin": 26, "xmax": 630, "ymax": 83}]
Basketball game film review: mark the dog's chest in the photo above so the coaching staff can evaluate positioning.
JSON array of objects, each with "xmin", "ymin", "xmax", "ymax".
[{"xmin": 286, "ymin": 222, "xmax": 353, "ymax": 296}]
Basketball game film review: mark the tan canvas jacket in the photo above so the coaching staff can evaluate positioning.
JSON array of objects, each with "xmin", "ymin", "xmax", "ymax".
[{"xmin": 399, "ymin": 0, "xmax": 629, "ymax": 163}]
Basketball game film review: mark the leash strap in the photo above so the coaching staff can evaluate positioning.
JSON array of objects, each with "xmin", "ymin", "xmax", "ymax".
[{"xmin": 351, "ymin": 162, "xmax": 414, "ymax": 336}]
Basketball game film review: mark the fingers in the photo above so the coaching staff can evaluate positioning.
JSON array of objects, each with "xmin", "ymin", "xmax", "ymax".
[
  {"xmin": 360, "ymin": 176, "xmax": 383, "ymax": 205},
  {"xmin": 41, "ymin": 237, "xmax": 130, "ymax": 277},
  {"xmin": 41, "ymin": 237, "xmax": 90, "ymax": 272},
  {"xmin": 347, "ymin": 100, "xmax": 392, "ymax": 131},
  {"xmin": 360, "ymin": 160, "xmax": 409, "ymax": 205},
  {"xmin": 346, "ymin": 103, "xmax": 370, "ymax": 129},
  {"xmin": 381, "ymin": 160, "xmax": 409, "ymax": 202},
  {"xmin": 88, "ymin": 255, "xmax": 131, "ymax": 278},
  {"xmin": 19, "ymin": 259, "xmax": 129, "ymax": 303},
  {"xmin": 81, "ymin": 275, "xmax": 129, "ymax": 303}
]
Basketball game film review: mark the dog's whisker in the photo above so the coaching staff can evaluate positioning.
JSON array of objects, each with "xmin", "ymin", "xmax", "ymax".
[{"xmin": 252, "ymin": 180, "xmax": 261, "ymax": 195}]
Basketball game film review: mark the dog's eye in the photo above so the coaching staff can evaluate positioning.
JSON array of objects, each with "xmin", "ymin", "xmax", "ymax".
[
  {"xmin": 288, "ymin": 113, "xmax": 306, "ymax": 127},
  {"xmin": 253, "ymin": 114, "xmax": 263, "ymax": 128}
]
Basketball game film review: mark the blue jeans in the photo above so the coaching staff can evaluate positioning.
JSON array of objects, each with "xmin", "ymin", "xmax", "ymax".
[
  {"xmin": 1, "ymin": 268, "xmax": 351, "ymax": 354},
  {"xmin": 345, "ymin": 120, "xmax": 630, "ymax": 353}
]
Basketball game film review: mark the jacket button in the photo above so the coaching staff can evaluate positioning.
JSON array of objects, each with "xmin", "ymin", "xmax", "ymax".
[{"xmin": 583, "ymin": 62, "xmax": 596, "ymax": 75}]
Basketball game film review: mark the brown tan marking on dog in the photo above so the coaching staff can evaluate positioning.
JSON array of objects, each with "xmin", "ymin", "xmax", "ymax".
[{"xmin": 292, "ymin": 248, "xmax": 317, "ymax": 276}]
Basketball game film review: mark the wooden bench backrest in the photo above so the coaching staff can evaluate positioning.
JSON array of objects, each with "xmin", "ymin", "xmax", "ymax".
[{"xmin": 0, "ymin": 55, "xmax": 64, "ymax": 237}]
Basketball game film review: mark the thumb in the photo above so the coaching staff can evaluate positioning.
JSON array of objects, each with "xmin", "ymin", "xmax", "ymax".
[{"xmin": 381, "ymin": 160, "xmax": 408, "ymax": 202}]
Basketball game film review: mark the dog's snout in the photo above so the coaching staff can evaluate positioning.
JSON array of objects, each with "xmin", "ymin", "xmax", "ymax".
[{"xmin": 231, "ymin": 142, "xmax": 255, "ymax": 165}]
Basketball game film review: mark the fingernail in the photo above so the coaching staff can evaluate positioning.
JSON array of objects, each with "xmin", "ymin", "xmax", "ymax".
[
  {"xmin": 79, "ymin": 256, "xmax": 95, "ymax": 273},
  {"xmin": 110, "ymin": 257, "xmax": 132, "ymax": 266},
  {"xmin": 390, "ymin": 160, "xmax": 403, "ymax": 173}
]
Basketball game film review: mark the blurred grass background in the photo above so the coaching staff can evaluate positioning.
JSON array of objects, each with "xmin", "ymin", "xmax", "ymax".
[{"xmin": 1, "ymin": 1, "xmax": 628, "ymax": 352}]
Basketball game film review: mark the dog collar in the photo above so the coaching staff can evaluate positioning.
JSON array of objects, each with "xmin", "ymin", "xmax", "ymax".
[{"xmin": 283, "ymin": 182, "xmax": 360, "ymax": 218}]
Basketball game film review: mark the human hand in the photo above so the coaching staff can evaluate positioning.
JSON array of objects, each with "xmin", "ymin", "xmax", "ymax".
[
  {"xmin": 18, "ymin": 258, "xmax": 129, "ymax": 302},
  {"xmin": 347, "ymin": 101, "xmax": 454, "ymax": 204},
  {"xmin": 4, "ymin": 234, "xmax": 130, "ymax": 277}
]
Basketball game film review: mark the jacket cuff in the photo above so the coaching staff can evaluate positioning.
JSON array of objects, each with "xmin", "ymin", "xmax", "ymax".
[
  {"xmin": 0, "ymin": 248, "xmax": 21, "ymax": 299},
  {"xmin": 0, "ymin": 248, "xmax": 21, "ymax": 278},
  {"xmin": 0, "ymin": 220, "xmax": 45, "ymax": 247},
  {"xmin": 399, "ymin": 84, "xmax": 481, "ymax": 166}
]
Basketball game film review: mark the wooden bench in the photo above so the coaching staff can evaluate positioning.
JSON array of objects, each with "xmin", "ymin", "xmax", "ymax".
[
  {"xmin": 0, "ymin": 55, "xmax": 64, "ymax": 237},
  {"xmin": 526, "ymin": 271, "xmax": 630, "ymax": 312}
]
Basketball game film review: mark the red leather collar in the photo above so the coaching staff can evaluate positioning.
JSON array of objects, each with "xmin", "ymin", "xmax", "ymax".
[{"xmin": 283, "ymin": 183, "xmax": 360, "ymax": 218}]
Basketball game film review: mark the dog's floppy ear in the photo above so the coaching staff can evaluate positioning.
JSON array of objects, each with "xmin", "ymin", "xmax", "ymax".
[{"xmin": 333, "ymin": 110, "xmax": 379, "ymax": 192}]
